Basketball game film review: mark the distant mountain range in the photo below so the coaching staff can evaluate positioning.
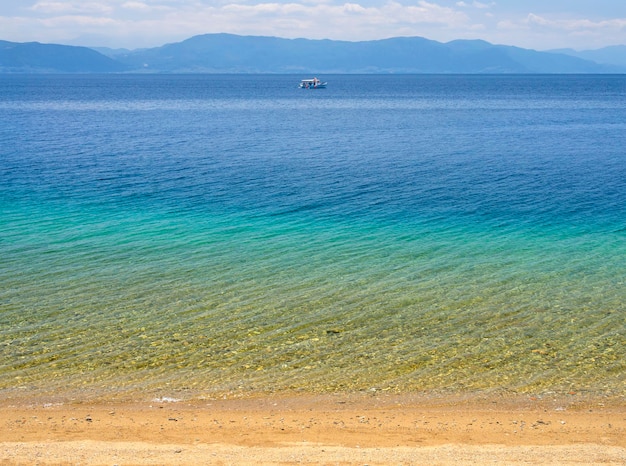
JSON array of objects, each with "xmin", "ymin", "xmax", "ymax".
[
  {"xmin": 2, "ymin": 34, "xmax": 625, "ymax": 74},
  {"xmin": 548, "ymin": 45, "xmax": 626, "ymax": 68},
  {"xmin": 0, "ymin": 40, "xmax": 127, "ymax": 73}
]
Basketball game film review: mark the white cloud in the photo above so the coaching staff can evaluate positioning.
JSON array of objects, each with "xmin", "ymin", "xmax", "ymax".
[
  {"xmin": 385, "ymin": 1, "xmax": 469, "ymax": 26},
  {"xmin": 471, "ymin": 1, "xmax": 492, "ymax": 9},
  {"xmin": 39, "ymin": 14, "xmax": 117, "ymax": 27},
  {"xmin": 122, "ymin": 2, "xmax": 152, "ymax": 11},
  {"xmin": 525, "ymin": 13, "xmax": 548, "ymax": 27},
  {"xmin": 30, "ymin": 1, "xmax": 114, "ymax": 15},
  {"xmin": 343, "ymin": 3, "xmax": 367, "ymax": 14},
  {"xmin": 496, "ymin": 13, "xmax": 626, "ymax": 34},
  {"xmin": 526, "ymin": 13, "xmax": 626, "ymax": 32},
  {"xmin": 172, "ymin": 0, "xmax": 469, "ymax": 39},
  {"xmin": 3, "ymin": 0, "xmax": 625, "ymax": 49},
  {"xmin": 30, "ymin": 2, "xmax": 73, "ymax": 13},
  {"xmin": 491, "ymin": 12, "xmax": 626, "ymax": 49},
  {"xmin": 456, "ymin": 1, "xmax": 492, "ymax": 9}
]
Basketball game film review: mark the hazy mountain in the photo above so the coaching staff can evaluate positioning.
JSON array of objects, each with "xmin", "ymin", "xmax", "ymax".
[
  {"xmin": 1, "ymin": 34, "xmax": 624, "ymax": 73},
  {"xmin": 0, "ymin": 40, "xmax": 128, "ymax": 73},
  {"xmin": 549, "ymin": 45, "xmax": 626, "ymax": 68},
  {"xmin": 114, "ymin": 34, "xmax": 620, "ymax": 73},
  {"xmin": 91, "ymin": 46, "xmax": 136, "ymax": 58}
]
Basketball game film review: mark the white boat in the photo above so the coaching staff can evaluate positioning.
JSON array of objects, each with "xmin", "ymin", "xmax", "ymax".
[{"xmin": 299, "ymin": 77, "xmax": 327, "ymax": 89}]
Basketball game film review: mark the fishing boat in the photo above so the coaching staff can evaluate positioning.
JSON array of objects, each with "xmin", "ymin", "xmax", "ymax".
[{"xmin": 299, "ymin": 77, "xmax": 327, "ymax": 89}]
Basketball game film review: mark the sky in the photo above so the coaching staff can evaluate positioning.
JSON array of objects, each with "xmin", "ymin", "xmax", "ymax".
[{"xmin": 1, "ymin": 1, "xmax": 626, "ymax": 50}]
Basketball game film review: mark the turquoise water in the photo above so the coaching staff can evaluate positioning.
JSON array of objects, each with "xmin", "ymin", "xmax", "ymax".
[{"xmin": 1, "ymin": 74, "xmax": 624, "ymax": 400}]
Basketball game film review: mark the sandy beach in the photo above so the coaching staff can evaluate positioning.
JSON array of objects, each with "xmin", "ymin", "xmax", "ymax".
[{"xmin": 1, "ymin": 392, "xmax": 625, "ymax": 465}]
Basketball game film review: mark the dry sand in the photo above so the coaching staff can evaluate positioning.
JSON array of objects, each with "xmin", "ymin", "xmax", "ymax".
[{"xmin": 1, "ymin": 392, "xmax": 625, "ymax": 465}]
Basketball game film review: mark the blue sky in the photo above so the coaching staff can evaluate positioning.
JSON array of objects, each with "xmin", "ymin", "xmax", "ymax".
[{"xmin": 1, "ymin": 1, "xmax": 625, "ymax": 50}]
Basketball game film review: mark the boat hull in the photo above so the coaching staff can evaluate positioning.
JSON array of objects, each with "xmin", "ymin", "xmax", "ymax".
[{"xmin": 299, "ymin": 79, "xmax": 327, "ymax": 89}]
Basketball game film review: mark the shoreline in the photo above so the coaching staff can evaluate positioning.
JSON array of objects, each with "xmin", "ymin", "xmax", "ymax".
[{"xmin": 2, "ymin": 392, "xmax": 625, "ymax": 465}]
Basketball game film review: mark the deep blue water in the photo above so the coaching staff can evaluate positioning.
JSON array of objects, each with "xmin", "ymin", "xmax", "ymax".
[{"xmin": 1, "ymin": 74, "xmax": 624, "ymax": 401}]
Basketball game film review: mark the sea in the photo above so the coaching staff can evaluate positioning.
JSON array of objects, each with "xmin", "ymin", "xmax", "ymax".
[{"xmin": 1, "ymin": 74, "xmax": 624, "ymax": 402}]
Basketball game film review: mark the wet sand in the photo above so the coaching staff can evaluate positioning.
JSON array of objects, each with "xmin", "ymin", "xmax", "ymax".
[{"xmin": 2, "ymin": 392, "xmax": 625, "ymax": 465}]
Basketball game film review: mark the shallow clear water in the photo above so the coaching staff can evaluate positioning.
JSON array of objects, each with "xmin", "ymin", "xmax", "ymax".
[{"xmin": 1, "ymin": 74, "xmax": 624, "ymax": 400}]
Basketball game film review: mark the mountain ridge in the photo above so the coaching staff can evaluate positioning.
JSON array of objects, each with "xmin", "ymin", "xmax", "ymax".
[
  {"xmin": 548, "ymin": 45, "xmax": 626, "ymax": 68},
  {"xmin": 0, "ymin": 40, "xmax": 128, "ymax": 73},
  {"xmin": 2, "ymin": 34, "xmax": 625, "ymax": 74}
]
